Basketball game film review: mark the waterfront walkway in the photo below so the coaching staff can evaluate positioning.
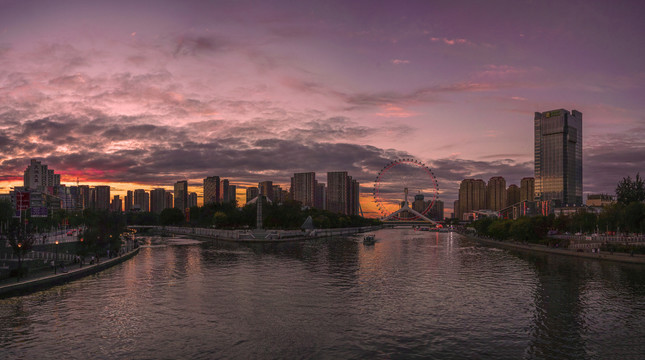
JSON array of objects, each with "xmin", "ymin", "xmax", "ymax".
[
  {"xmin": 462, "ymin": 233, "xmax": 645, "ymax": 265},
  {"xmin": 0, "ymin": 247, "xmax": 140, "ymax": 298}
]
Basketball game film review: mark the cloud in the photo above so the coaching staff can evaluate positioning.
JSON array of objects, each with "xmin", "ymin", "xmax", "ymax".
[
  {"xmin": 172, "ymin": 35, "xmax": 230, "ymax": 57},
  {"xmin": 430, "ymin": 37, "xmax": 473, "ymax": 46},
  {"xmin": 391, "ymin": 59, "xmax": 410, "ymax": 65}
]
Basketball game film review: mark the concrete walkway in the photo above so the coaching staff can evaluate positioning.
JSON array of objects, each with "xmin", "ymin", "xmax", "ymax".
[
  {"xmin": 0, "ymin": 247, "xmax": 140, "ymax": 298},
  {"xmin": 461, "ymin": 234, "xmax": 645, "ymax": 265}
]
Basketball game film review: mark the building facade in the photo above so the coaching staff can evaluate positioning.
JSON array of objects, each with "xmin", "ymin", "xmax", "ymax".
[
  {"xmin": 534, "ymin": 109, "xmax": 583, "ymax": 205},
  {"xmin": 188, "ymin": 192, "xmax": 198, "ymax": 208},
  {"xmin": 203, "ymin": 176, "xmax": 221, "ymax": 204},
  {"xmin": 246, "ymin": 187, "xmax": 259, "ymax": 204},
  {"xmin": 520, "ymin": 177, "xmax": 535, "ymax": 202},
  {"xmin": 486, "ymin": 176, "xmax": 507, "ymax": 211},
  {"xmin": 150, "ymin": 188, "xmax": 166, "ymax": 214},
  {"xmin": 174, "ymin": 180, "xmax": 188, "ymax": 210},
  {"xmin": 291, "ymin": 172, "xmax": 316, "ymax": 208},
  {"xmin": 133, "ymin": 189, "xmax": 149, "ymax": 212},
  {"xmin": 457, "ymin": 179, "xmax": 486, "ymax": 220},
  {"xmin": 507, "ymin": 184, "xmax": 520, "ymax": 207}
]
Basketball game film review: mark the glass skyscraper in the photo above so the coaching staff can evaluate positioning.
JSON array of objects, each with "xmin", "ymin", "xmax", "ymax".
[{"xmin": 534, "ymin": 109, "xmax": 582, "ymax": 205}]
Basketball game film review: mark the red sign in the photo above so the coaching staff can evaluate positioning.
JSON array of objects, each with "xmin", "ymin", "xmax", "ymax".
[{"xmin": 16, "ymin": 192, "xmax": 30, "ymax": 210}]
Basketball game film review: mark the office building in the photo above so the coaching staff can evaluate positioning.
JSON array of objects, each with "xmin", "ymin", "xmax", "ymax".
[
  {"xmin": 507, "ymin": 184, "xmax": 520, "ymax": 207},
  {"xmin": 150, "ymin": 188, "xmax": 166, "ymax": 214},
  {"xmin": 174, "ymin": 180, "xmax": 188, "ymax": 210},
  {"xmin": 124, "ymin": 190, "xmax": 133, "ymax": 212},
  {"xmin": 292, "ymin": 172, "xmax": 316, "ymax": 207},
  {"xmin": 534, "ymin": 109, "xmax": 583, "ymax": 205},
  {"xmin": 203, "ymin": 176, "xmax": 221, "ymax": 204},
  {"xmin": 586, "ymin": 194, "xmax": 614, "ymax": 207},
  {"xmin": 520, "ymin": 177, "xmax": 535, "ymax": 202},
  {"xmin": 457, "ymin": 179, "xmax": 486, "ymax": 220},
  {"xmin": 23, "ymin": 159, "xmax": 60, "ymax": 190},
  {"xmin": 486, "ymin": 176, "xmax": 507, "ymax": 211}
]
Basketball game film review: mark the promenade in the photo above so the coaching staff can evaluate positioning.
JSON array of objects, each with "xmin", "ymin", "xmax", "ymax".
[
  {"xmin": 462, "ymin": 233, "xmax": 645, "ymax": 265},
  {"xmin": 0, "ymin": 247, "xmax": 140, "ymax": 298}
]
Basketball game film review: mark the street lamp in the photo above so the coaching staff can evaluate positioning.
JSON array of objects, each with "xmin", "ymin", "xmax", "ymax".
[{"xmin": 54, "ymin": 240, "xmax": 59, "ymax": 274}]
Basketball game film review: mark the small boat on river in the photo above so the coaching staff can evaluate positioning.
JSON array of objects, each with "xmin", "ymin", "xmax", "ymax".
[{"xmin": 363, "ymin": 234, "xmax": 376, "ymax": 245}]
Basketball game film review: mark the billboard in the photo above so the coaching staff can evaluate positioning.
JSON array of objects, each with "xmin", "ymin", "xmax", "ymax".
[
  {"xmin": 16, "ymin": 192, "xmax": 30, "ymax": 210},
  {"xmin": 31, "ymin": 207, "xmax": 48, "ymax": 217}
]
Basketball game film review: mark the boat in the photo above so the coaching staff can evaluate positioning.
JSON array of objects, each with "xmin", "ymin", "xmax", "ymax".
[{"xmin": 363, "ymin": 234, "xmax": 376, "ymax": 245}]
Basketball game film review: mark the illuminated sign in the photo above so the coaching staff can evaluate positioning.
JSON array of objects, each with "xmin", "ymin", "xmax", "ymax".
[{"xmin": 16, "ymin": 192, "xmax": 30, "ymax": 210}]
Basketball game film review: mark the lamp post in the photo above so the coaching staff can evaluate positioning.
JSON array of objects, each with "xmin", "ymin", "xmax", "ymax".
[
  {"xmin": 54, "ymin": 240, "xmax": 59, "ymax": 274},
  {"xmin": 17, "ymin": 242, "xmax": 22, "ymax": 282}
]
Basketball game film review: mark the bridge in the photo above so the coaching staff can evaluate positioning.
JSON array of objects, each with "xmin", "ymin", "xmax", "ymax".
[{"xmin": 381, "ymin": 188, "xmax": 438, "ymax": 225}]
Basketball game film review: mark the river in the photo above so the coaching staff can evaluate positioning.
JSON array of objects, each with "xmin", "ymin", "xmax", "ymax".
[{"xmin": 1, "ymin": 229, "xmax": 644, "ymax": 359}]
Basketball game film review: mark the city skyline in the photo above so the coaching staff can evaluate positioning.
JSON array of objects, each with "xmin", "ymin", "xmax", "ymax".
[{"xmin": 1, "ymin": 0, "xmax": 644, "ymax": 216}]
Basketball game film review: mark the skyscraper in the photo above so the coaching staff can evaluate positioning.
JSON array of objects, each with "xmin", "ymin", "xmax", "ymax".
[
  {"xmin": 534, "ymin": 109, "xmax": 582, "ymax": 205},
  {"xmin": 326, "ymin": 172, "xmax": 348, "ymax": 214},
  {"xmin": 486, "ymin": 176, "xmax": 506, "ymax": 211},
  {"xmin": 228, "ymin": 185, "xmax": 237, "ymax": 205},
  {"xmin": 124, "ymin": 190, "xmax": 133, "ymax": 212},
  {"xmin": 203, "ymin": 176, "xmax": 221, "ymax": 204},
  {"xmin": 314, "ymin": 182, "xmax": 326, "ymax": 210},
  {"xmin": 292, "ymin": 172, "xmax": 316, "ymax": 207},
  {"xmin": 174, "ymin": 180, "xmax": 188, "ymax": 210},
  {"xmin": 23, "ymin": 159, "xmax": 60, "ymax": 190}
]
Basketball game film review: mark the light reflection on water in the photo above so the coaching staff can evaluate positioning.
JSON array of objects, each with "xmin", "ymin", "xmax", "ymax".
[{"xmin": 1, "ymin": 229, "xmax": 644, "ymax": 359}]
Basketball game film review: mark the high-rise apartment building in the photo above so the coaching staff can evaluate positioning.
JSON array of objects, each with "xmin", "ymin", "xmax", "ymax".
[
  {"xmin": 325, "ymin": 172, "xmax": 359, "ymax": 215},
  {"xmin": 188, "ymin": 192, "xmax": 198, "ymax": 208},
  {"xmin": 428, "ymin": 199, "xmax": 444, "ymax": 221},
  {"xmin": 457, "ymin": 179, "xmax": 486, "ymax": 220},
  {"xmin": 292, "ymin": 172, "xmax": 316, "ymax": 207},
  {"xmin": 507, "ymin": 184, "xmax": 520, "ymax": 207},
  {"xmin": 221, "ymin": 179, "xmax": 230, "ymax": 203},
  {"xmin": 259, "ymin": 181, "xmax": 273, "ymax": 201},
  {"xmin": 174, "ymin": 180, "xmax": 188, "ymax": 210},
  {"xmin": 203, "ymin": 176, "xmax": 221, "ymax": 204},
  {"xmin": 327, "ymin": 172, "xmax": 348, "ymax": 214},
  {"xmin": 165, "ymin": 192, "xmax": 174, "ymax": 210},
  {"xmin": 133, "ymin": 189, "xmax": 149, "ymax": 212},
  {"xmin": 93, "ymin": 185, "xmax": 111, "ymax": 210},
  {"xmin": 314, "ymin": 182, "xmax": 326, "ymax": 210},
  {"xmin": 150, "ymin": 188, "xmax": 166, "ymax": 214},
  {"xmin": 520, "ymin": 177, "xmax": 535, "ymax": 202},
  {"xmin": 124, "ymin": 190, "xmax": 133, "ymax": 212},
  {"xmin": 228, "ymin": 185, "xmax": 237, "ymax": 205},
  {"xmin": 246, "ymin": 187, "xmax": 259, "ymax": 204},
  {"xmin": 534, "ymin": 109, "xmax": 582, "ymax": 205},
  {"xmin": 110, "ymin": 195, "xmax": 122, "ymax": 212},
  {"xmin": 486, "ymin": 176, "xmax": 507, "ymax": 211}
]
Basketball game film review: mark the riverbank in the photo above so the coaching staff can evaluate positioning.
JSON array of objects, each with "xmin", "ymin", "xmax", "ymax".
[
  {"xmin": 0, "ymin": 247, "xmax": 140, "ymax": 298},
  {"xmin": 461, "ymin": 233, "xmax": 645, "ymax": 265}
]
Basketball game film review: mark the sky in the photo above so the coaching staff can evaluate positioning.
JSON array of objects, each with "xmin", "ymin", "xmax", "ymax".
[{"xmin": 1, "ymin": 0, "xmax": 644, "ymax": 216}]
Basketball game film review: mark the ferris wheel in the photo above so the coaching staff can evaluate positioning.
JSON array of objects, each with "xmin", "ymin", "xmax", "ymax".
[{"xmin": 372, "ymin": 158, "xmax": 439, "ymax": 222}]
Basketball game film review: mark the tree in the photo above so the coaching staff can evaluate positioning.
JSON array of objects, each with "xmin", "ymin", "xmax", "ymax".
[
  {"xmin": 160, "ymin": 208, "xmax": 185, "ymax": 226},
  {"xmin": 616, "ymin": 173, "xmax": 645, "ymax": 205},
  {"xmin": 6, "ymin": 222, "xmax": 35, "ymax": 281}
]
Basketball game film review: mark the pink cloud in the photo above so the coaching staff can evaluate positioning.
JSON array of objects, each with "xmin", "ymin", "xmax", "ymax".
[
  {"xmin": 375, "ymin": 103, "xmax": 416, "ymax": 118},
  {"xmin": 430, "ymin": 37, "xmax": 472, "ymax": 46},
  {"xmin": 391, "ymin": 59, "xmax": 410, "ymax": 65}
]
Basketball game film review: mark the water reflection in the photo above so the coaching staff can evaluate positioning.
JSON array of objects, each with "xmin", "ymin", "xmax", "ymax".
[{"xmin": 0, "ymin": 230, "xmax": 643, "ymax": 359}]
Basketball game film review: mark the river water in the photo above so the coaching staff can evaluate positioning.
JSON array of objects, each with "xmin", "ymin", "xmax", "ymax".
[{"xmin": 1, "ymin": 229, "xmax": 644, "ymax": 359}]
